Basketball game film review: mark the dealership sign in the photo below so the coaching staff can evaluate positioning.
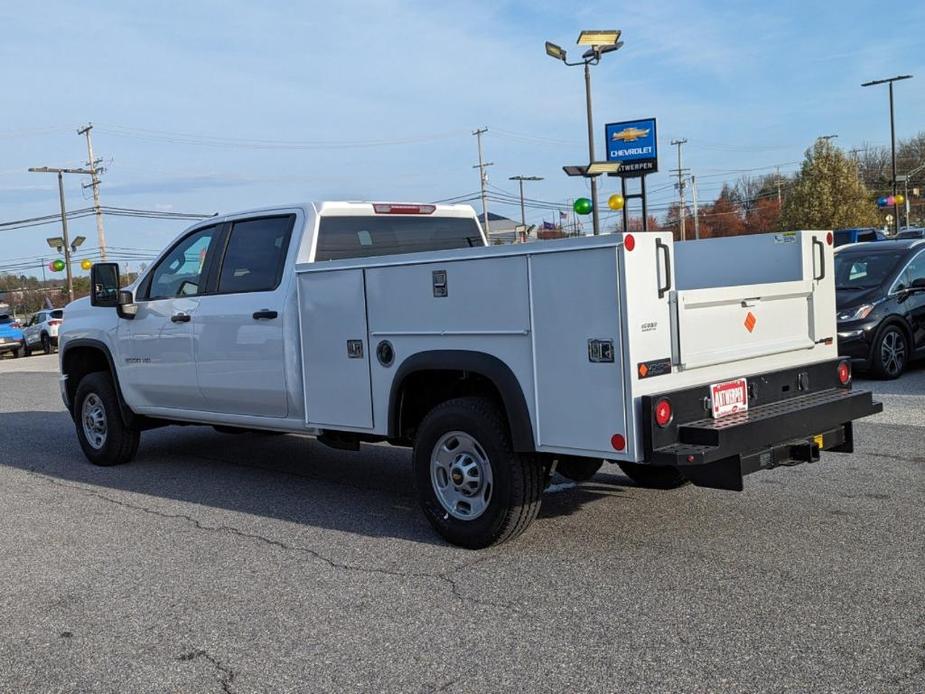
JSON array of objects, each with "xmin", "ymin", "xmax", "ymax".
[{"xmin": 605, "ymin": 118, "xmax": 658, "ymax": 176}]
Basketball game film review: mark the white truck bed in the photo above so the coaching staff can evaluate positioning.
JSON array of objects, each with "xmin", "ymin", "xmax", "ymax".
[{"xmin": 295, "ymin": 230, "xmax": 842, "ymax": 462}]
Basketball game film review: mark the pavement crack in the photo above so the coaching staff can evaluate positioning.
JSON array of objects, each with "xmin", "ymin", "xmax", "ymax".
[
  {"xmin": 28, "ymin": 471, "xmax": 518, "ymax": 613},
  {"xmin": 178, "ymin": 649, "xmax": 236, "ymax": 694}
]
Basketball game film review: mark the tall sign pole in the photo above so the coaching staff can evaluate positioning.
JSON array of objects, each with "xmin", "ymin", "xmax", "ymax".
[{"xmin": 606, "ymin": 118, "xmax": 659, "ymax": 233}]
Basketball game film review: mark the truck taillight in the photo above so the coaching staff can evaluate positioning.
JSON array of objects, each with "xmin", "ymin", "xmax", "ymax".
[
  {"xmin": 48, "ymin": 320, "xmax": 62, "ymax": 326},
  {"xmin": 654, "ymin": 398, "xmax": 673, "ymax": 427},
  {"xmin": 373, "ymin": 203, "xmax": 435, "ymax": 215},
  {"xmin": 837, "ymin": 360, "xmax": 851, "ymax": 386}
]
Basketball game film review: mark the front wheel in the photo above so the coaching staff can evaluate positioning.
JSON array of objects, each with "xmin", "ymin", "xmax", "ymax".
[
  {"xmin": 872, "ymin": 325, "xmax": 907, "ymax": 379},
  {"xmin": 617, "ymin": 461, "xmax": 688, "ymax": 489},
  {"xmin": 74, "ymin": 372, "xmax": 140, "ymax": 466},
  {"xmin": 413, "ymin": 397, "xmax": 544, "ymax": 549}
]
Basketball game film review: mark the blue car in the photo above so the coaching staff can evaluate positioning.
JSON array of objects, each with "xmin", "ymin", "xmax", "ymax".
[
  {"xmin": 833, "ymin": 228, "xmax": 887, "ymax": 247},
  {"xmin": 0, "ymin": 314, "xmax": 25, "ymax": 358}
]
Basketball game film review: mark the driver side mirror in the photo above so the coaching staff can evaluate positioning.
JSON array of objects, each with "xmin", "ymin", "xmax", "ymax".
[{"xmin": 90, "ymin": 263, "xmax": 120, "ymax": 307}]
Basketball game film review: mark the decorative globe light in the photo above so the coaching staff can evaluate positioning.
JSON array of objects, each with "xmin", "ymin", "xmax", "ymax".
[
  {"xmin": 886, "ymin": 195, "xmax": 895, "ymax": 206},
  {"xmin": 607, "ymin": 194, "xmax": 625, "ymax": 211},
  {"xmin": 573, "ymin": 197, "xmax": 593, "ymax": 215},
  {"xmin": 81, "ymin": 259, "xmax": 93, "ymax": 271},
  {"xmin": 895, "ymin": 194, "xmax": 905, "ymax": 205},
  {"xmin": 876, "ymin": 196, "xmax": 886, "ymax": 207},
  {"xmin": 51, "ymin": 259, "xmax": 65, "ymax": 272}
]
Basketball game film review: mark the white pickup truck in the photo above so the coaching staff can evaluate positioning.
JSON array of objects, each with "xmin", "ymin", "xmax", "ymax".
[{"xmin": 60, "ymin": 202, "xmax": 881, "ymax": 548}]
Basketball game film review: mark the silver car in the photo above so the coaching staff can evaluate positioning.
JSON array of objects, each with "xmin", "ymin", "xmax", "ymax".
[{"xmin": 23, "ymin": 309, "xmax": 63, "ymax": 355}]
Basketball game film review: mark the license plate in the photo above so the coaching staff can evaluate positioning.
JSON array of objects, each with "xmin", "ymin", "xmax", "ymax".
[{"xmin": 710, "ymin": 377, "xmax": 748, "ymax": 418}]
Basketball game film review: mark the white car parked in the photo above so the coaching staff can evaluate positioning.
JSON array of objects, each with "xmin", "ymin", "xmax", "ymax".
[{"xmin": 23, "ymin": 308, "xmax": 63, "ymax": 355}]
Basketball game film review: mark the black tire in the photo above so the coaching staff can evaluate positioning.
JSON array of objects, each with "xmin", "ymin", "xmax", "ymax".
[
  {"xmin": 871, "ymin": 325, "xmax": 907, "ymax": 380},
  {"xmin": 556, "ymin": 456, "xmax": 604, "ymax": 482},
  {"xmin": 41, "ymin": 333, "xmax": 52, "ymax": 355},
  {"xmin": 23, "ymin": 343, "xmax": 32, "ymax": 357},
  {"xmin": 617, "ymin": 461, "xmax": 688, "ymax": 489},
  {"xmin": 11, "ymin": 348, "xmax": 21, "ymax": 359},
  {"xmin": 412, "ymin": 396, "xmax": 544, "ymax": 549},
  {"xmin": 74, "ymin": 372, "xmax": 140, "ymax": 466}
]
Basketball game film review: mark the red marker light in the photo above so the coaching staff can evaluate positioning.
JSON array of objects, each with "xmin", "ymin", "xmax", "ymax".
[
  {"xmin": 826, "ymin": 232, "xmax": 833, "ymax": 246},
  {"xmin": 654, "ymin": 398, "xmax": 673, "ymax": 427},
  {"xmin": 624, "ymin": 234, "xmax": 635, "ymax": 252},
  {"xmin": 611, "ymin": 434, "xmax": 626, "ymax": 451},
  {"xmin": 837, "ymin": 360, "xmax": 851, "ymax": 386}
]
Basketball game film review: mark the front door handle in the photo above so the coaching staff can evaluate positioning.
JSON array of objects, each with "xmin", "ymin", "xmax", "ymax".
[
  {"xmin": 252, "ymin": 310, "xmax": 278, "ymax": 320},
  {"xmin": 170, "ymin": 312, "xmax": 191, "ymax": 323}
]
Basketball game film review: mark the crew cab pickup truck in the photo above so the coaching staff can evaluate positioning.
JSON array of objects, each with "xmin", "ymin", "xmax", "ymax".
[{"xmin": 60, "ymin": 203, "xmax": 882, "ymax": 548}]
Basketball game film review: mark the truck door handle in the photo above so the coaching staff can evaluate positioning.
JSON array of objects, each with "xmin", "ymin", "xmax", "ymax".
[
  {"xmin": 656, "ymin": 238, "xmax": 672, "ymax": 298},
  {"xmin": 252, "ymin": 310, "xmax": 278, "ymax": 320},
  {"xmin": 170, "ymin": 312, "xmax": 191, "ymax": 323}
]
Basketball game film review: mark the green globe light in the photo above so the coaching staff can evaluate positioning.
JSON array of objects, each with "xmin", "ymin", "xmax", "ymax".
[
  {"xmin": 51, "ymin": 259, "xmax": 65, "ymax": 272},
  {"xmin": 573, "ymin": 197, "xmax": 593, "ymax": 215}
]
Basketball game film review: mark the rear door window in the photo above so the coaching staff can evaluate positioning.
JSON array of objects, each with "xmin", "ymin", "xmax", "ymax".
[
  {"xmin": 315, "ymin": 216, "xmax": 484, "ymax": 261},
  {"xmin": 216, "ymin": 215, "xmax": 294, "ymax": 294}
]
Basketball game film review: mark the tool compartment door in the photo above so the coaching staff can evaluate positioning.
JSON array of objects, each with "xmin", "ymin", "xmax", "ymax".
[
  {"xmin": 671, "ymin": 232, "xmax": 830, "ymax": 370},
  {"xmin": 298, "ymin": 269, "xmax": 373, "ymax": 429}
]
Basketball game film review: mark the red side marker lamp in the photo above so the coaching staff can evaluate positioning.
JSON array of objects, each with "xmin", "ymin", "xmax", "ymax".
[
  {"xmin": 610, "ymin": 434, "xmax": 626, "ymax": 451},
  {"xmin": 624, "ymin": 234, "xmax": 635, "ymax": 252}
]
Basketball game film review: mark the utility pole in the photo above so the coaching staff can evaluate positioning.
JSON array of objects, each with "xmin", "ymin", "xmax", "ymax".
[
  {"xmin": 77, "ymin": 123, "xmax": 107, "ymax": 260},
  {"xmin": 691, "ymin": 174, "xmax": 700, "ymax": 240},
  {"xmin": 862, "ymin": 75, "xmax": 913, "ymax": 235},
  {"xmin": 776, "ymin": 166, "xmax": 783, "ymax": 205},
  {"xmin": 670, "ymin": 138, "xmax": 688, "ymax": 240},
  {"xmin": 28, "ymin": 166, "xmax": 94, "ymax": 304},
  {"xmin": 509, "ymin": 175, "xmax": 543, "ymax": 242},
  {"xmin": 472, "ymin": 128, "xmax": 493, "ymax": 236}
]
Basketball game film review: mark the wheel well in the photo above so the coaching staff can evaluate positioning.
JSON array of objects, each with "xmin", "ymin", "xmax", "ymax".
[
  {"xmin": 389, "ymin": 351, "xmax": 536, "ymax": 452},
  {"xmin": 62, "ymin": 346, "xmax": 113, "ymax": 416},
  {"xmin": 394, "ymin": 369, "xmax": 505, "ymax": 445}
]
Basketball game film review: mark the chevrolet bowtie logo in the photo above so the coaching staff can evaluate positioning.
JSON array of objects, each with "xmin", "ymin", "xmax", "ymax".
[{"xmin": 611, "ymin": 127, "xmax": 650, "ymax": 143}]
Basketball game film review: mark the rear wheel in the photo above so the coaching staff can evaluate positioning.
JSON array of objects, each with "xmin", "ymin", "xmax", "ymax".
[
  {"xmin": 617, "ymin": 461, "xmax": 687, "ymax": 489},
  {"xmin": 413, "ymin": 397, "xmax": 543, "ymax": 549},
  {"xmin": 11, "ymin": 347, "xmax": 21, "ymax": 359},
  {"xmin": 872, "ymin": 325, "xmax": 907, "ymax": 379},
  {"xmin": 23, "ymin": 342, "xmax": 32, "ymax": 357},
  {"xmin": 74, "ymin": 372, "xmax": 140, "ymax": 466},
  {"xmin": 41, "ymin": 333, "xmax": 52, "ymax": 354}
]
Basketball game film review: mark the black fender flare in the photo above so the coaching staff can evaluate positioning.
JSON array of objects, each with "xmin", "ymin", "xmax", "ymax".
[
  {"xmin": 388, "ymin": 349, "xmax": 536, "ymax": 452},
  {"xmin": 61, "ymin": 338, "xmax": 136, "ymax": 427}
]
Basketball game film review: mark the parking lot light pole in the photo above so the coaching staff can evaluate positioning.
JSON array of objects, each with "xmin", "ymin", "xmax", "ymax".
[
  {"xmin": 862, "ymin": 75, "xmax": 913, "ymax": 235},
  {"xmin": 28, "ymin": 166, "xmax": 94, "ymax": 304},
  {"xmin": 546, "ymin": 30, "xmax": 623, "ymax": 236}
]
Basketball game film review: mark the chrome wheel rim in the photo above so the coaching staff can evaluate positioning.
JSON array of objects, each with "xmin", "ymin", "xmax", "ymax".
[
  {"xmin": 81, "ymin": 393, "xmax": 107, "ymax": 450},
  {"xmin": 881, "ymin": 331, "xmax": 906, "ymax": 376},
  {"xmin": 430, "ymin": 431, "xmax": 493, "ymax": 520}
]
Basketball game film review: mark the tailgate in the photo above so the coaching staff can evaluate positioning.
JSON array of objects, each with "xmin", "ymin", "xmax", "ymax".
[{"xmin": 670, "ymin": 231, "xmax": 833, "ymax": 370}]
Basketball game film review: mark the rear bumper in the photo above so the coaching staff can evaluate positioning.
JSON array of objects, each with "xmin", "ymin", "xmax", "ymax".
[{"xmin": 641, "ymin": 360, "xmax": 882, "ymax": 491}]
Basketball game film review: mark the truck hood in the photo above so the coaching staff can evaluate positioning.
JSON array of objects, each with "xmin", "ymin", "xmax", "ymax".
[{"xmin": 835, "ymin": 286, "xmax": 882, "ymax": 311}]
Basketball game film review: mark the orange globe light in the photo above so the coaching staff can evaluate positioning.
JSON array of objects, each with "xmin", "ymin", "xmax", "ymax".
[
  {"xmin": 607, "ymin": 194, "xmax": 625, "ymax": 211},
  {"xmin": 80, "ymin": 259, "xmax": 93, "ymax": 271}
]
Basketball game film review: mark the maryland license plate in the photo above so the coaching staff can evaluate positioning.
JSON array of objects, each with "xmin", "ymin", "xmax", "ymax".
[{"xmin": 710, "ymin": 377, "xmax": 748, "ymax": 418}]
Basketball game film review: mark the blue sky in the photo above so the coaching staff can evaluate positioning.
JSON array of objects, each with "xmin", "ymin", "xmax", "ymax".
[{"xmin": 1, "ymin": 0, "xmax": 923, "ymax": 275}]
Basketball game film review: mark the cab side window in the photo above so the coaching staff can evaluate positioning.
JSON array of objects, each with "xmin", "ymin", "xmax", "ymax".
[
  {"xmin": 905, "ymin": 254, "xmax": 925, "ymax": 286},
  {"xmin": 216, "ymin": 216, "xmax": 294, "ymax": 294},
  {"xmin": 147, "ymin": 226, "xmax": 218, "ymax": 300}
]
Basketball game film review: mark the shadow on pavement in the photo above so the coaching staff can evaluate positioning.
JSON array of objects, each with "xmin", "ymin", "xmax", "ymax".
[{"xmin": 0, "ymin": 375, "xmax": 632, "ymax": 546}]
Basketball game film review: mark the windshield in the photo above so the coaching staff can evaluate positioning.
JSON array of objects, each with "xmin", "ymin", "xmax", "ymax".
[
  {"xmin": 834, "ymin": 251, "xmax": 904, "ymax": 290},
  {"xmin": 315, "ymin": 216, "xmax": 484, "ymax": 261}
]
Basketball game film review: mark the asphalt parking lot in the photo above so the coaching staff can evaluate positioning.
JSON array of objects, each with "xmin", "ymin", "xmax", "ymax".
[{"xmin": 0, "ymin": 354, "xmax": 922, "ymax": 693}]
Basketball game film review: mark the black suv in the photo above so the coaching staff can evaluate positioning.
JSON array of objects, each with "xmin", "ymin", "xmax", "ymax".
[{"xmin": 835, "ymin": 239, "xmax": 925, "ymax": 378}]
